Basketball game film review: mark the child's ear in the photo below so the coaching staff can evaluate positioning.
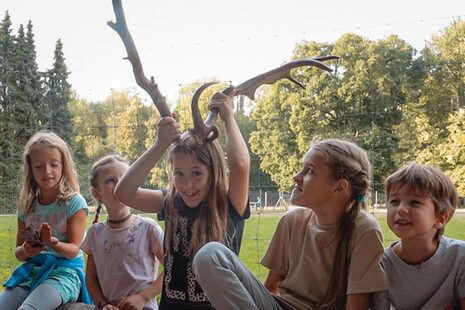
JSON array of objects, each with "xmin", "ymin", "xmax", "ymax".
[
  {"xmin": 434, "ymin": 212, "xmax": 449, "ymax": 230},
  {"xmin": 91, "ymin": 188, "xmax": 100, "ymax": 202},
  {"xmin": 334, "ymin": 179, "xmax": 349, "ymax": 194}
]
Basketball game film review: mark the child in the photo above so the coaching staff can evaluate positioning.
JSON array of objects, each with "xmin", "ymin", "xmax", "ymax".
[
  {"xmin": 114, "ymin": 91, "xmax": 251, "ymax": 309},
  {"xmin": 0, "ymin": 130, "xmax": 90, "ymax": 310},
  {"xmin": 193, "ymin": 138, "xmax": 388, "ymax": 310},
  {"xmin": 371, "ymin": 162, "xmax": 465, "ymax": 309},
  {"xmin": 82, "ymin": 154, "xmax": 164, "ymax": 309}
]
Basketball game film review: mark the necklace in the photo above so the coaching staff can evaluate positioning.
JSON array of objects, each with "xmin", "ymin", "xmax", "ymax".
[{"xmin": 107, "ymin": 213, "xmax": 132, "ymax": 225}]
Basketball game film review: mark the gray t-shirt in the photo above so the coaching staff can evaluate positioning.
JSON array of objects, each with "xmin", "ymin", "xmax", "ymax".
[{"xmin": 371, "ymin": 236, "xmax": 465, "ymax": 310}]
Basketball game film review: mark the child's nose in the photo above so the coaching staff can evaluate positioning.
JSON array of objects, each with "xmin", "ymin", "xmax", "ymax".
[
  {"xmin": 45, "ymin": 164, "xmax": 52, "ymax": 173},
  {"xmin": 184, "ymin": 177, "xmax": 195, "ymax": 188},
  {"xmin": 397, "ymin": 202, "xmax": 408, "ymax": 214}
]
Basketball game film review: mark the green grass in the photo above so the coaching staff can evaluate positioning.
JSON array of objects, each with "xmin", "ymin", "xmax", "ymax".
[{"xmin": 1, "ymin": 211, "xmax": 464, "ymax": 284}]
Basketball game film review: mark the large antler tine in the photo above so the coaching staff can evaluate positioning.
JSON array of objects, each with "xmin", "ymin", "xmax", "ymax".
[
  {"xmin": 198, "ymin": 55, "xmax": 338, "ymax": 143},
  {"xmin": 312, "ymin": 55, "xmax": 340, "ymax": 62},
  {"xmin": 108, "ymin": 0, "xmax": 171, "ymax": 117},
  {"xmin": 232, "ymin": 57, "xmax": 338, "ymax": 101},
  {"xmin": 287, "ymin": 76, "xmax": 306, "ymax": 89},
  {"xmin": 294, "ymin": 58, "xmax": 334, "ymax": 72},
  {"xmin": 283, "ymin": 58, "xmax": 338, "ymax": 89},
  {"xmin": 189, "ymin": 82, "xmax": 219, "ymax": 143}
]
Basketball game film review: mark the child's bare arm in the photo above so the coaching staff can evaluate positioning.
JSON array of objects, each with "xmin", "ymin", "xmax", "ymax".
[
  {"xmin": 346, "ymin": 293, "xmax": 370, "ymax": 310},
  {"xmin": 114, "ymin": 116, "xmax": 180, "ymax": 214},
  {"xmin": 85, "ymin": 253, "xmax": 108, "ymax": 308},
  {"xmin": 41, "ymin": 209, "xmax": 86, "ymax": 259},
  {"xmin": 153, "ymin": 246, "xmax": 164, "ymax": 296},
  {"xmin": 263, "ymin": 270, "xmax": 284, "ymax": 295},
  {"xmin": 209, "ymin": 91, "xmax": 250, "ymax": 216}
]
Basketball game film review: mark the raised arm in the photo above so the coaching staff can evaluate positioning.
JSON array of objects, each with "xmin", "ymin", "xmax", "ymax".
[
  {"xmin": 114, "ymin": 116, "xmax": 181, "ymax": 213},
  {"xmin": 208, "ymin": 91, "xmax": 250, "ymax": 216}
]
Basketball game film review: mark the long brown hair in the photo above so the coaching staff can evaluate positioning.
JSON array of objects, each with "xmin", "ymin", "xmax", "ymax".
[
  {"xmin": 166, "ymin": 134, "xmax": 229, "ymax": 257},
  {"xmin": 312, "ymin": 139, "xmax": 371, "ymax": 310},
  {"xmin": 18, "ymin": 130, "xmax": 80, "ymax": 214},
  {"xmin": 385, "ymin": 162, "xmax": 458, "ymax": 239}
]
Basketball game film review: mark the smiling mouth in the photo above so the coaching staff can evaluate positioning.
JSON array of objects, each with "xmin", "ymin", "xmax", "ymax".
[
  {"xmin": 183, "ymin": 191, "xmax": 199, "ymax": 197},
  {"xmin": 395, "ymin": 219, "xmax": 411, "ymax": 225}
]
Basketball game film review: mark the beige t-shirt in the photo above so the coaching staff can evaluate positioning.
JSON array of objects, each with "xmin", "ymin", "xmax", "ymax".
[{"xmin": 261, "ymin": 207, "xmax": 388, "ymax": 310}]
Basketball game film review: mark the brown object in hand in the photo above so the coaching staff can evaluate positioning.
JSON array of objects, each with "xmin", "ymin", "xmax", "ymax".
[{"xmin": 22, "ymin": 227, "xmax": 44, "ymax": 246}]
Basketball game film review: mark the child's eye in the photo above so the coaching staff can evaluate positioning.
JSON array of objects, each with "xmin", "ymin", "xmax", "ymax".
[
  {"xmin": 192, "ymin": 171, "xmax": 202, "ymax": 177},
  {"xmin": 34, "ymin": 165, "xmax": 42, "ymax": 169},
  {"xmin": 174, "ymin": 171, "xmax": 182, "ymax": 178},
  {"xmin": 301, "ymin": 168, "xmax": 312, "ymax": 176},
  {"xmin": 105, "ymin": 178, "xmax": 117, "ymax": 185},
  {"xmin": 388, "ymin": 199, "xmax": 399, "ymax": 206}
]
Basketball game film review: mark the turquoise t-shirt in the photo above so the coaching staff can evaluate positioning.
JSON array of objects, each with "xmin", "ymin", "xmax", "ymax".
[{"xmin": 17, "ymin": 194, "xmax": 89, "ymax": 303}]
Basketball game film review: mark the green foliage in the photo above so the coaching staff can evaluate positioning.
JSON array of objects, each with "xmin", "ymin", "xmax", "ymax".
[
  {"xmin": 392, "ymin": 21, "xmax": 465, "ymax": 193},
  {"xmin": 439, "ymin": 109, "xmax": 465, "ymax": 194},
  {"xmin": 0, "ymin": 13, "xmax": 45, "ymax": 213},
  {"xmin": 250, "ymin": 34, "xmax": 414, "ymax": 191},
  {"xmin": 43, "ymin": 39, "xmax": 74, "ymax": 141}
]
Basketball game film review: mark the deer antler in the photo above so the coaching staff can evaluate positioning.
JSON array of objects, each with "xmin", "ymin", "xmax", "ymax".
[
  {"xmin": 190, "ymin": 55, "xmax": 340, "ymax": 143},
  {"xmin": 188, "ymin": 82, "xmax": 219, "ymax": 143},
  {"xmin": 108, "ymin": 0, "xmax": 171, "ymax": 117}
]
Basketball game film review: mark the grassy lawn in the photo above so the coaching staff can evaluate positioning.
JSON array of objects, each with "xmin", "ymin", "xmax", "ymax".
[{"xmin": 0, "ymin": 210, "xmax": 464, "ymax": 284}]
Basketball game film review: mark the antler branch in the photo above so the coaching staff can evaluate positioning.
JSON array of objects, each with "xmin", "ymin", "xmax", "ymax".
[
  {"xmin": 107, "ymin": 0, "xmax": 171, "ymax": 116},
  {"xmin": 190, "ymin": 55, "xmax": 340, "ymax": 143}
]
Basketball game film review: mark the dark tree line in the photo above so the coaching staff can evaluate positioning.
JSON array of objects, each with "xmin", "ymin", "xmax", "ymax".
[{"xmin": 0, "ymin": 12, "xmax": 75, "ymax": 212}]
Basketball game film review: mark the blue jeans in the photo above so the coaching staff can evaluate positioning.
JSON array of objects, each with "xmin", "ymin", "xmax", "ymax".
[{"xmin": 192, "ymin": 242, "xmax": 282, "ymax": 310}]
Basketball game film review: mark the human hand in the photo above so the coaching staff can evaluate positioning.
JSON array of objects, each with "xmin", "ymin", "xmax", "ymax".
[
  {"xmin": 39, "ymin": 223, "xmax": 59, "ymax": 247},
  {"xmin": 118, "ymin": 294, "xmax": 146, "ymax": 310},
  {"xmin": 21, "ymin": 242, "xmax": 44, "ymax": 258},
  {"xmin": 208, "ymin": 91, "xmax": 236, "ymax": 122},
  {"xmin": 100, "ymin": 304, "xmax": 119, "ymax": 310},
  {"xmin": 22, "ymin": 227, "xmax": 44, "ymax": 247},
  {"xmin": 156, "ymin": 115, "xmax": 181, "ymax": 148}
]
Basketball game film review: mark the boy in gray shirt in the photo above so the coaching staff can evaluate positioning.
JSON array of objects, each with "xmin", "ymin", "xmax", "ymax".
[{"xmin": 371, "ymin": 162, "xmax": 465, "ymax": 309}]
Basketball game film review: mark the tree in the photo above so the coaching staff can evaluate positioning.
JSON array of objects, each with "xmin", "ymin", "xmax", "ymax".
[
  {"xmin": 69, "ymin": 98, "xmax": 109, "ymax": 159},
  {"xmin": 25, "ymin": 21, "xmax": 46, "ymax": 125},
  {"xmin": 0, "ymin": 11, "xmax": 17, "ymax": 211},
  {"xmin": 43, "ymin": 39, "xmax": 74, "ymax": 141},
  {"xmin": 394, "ymin": 21, "xmax": 465, "ymax": 192},
  {"xmin": 108, "ymin": 91, "xmax": 151, "ymax": 161},
  {"xmin": 10, "ymin": 23, "xmax": 41, "ymax": 141},
  {"xmin": 250, "ymin": 34, "xmax": 415, "ymax": 192}
]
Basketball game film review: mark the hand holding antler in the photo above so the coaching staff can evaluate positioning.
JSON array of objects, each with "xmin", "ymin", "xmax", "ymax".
[
  {"xmin": 208, "ymin": 90, "xmax": 236, "ymax": 123},
  {"xmin": 156, "ymin": 116, "xmax": 182, "ymax": 149}
]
